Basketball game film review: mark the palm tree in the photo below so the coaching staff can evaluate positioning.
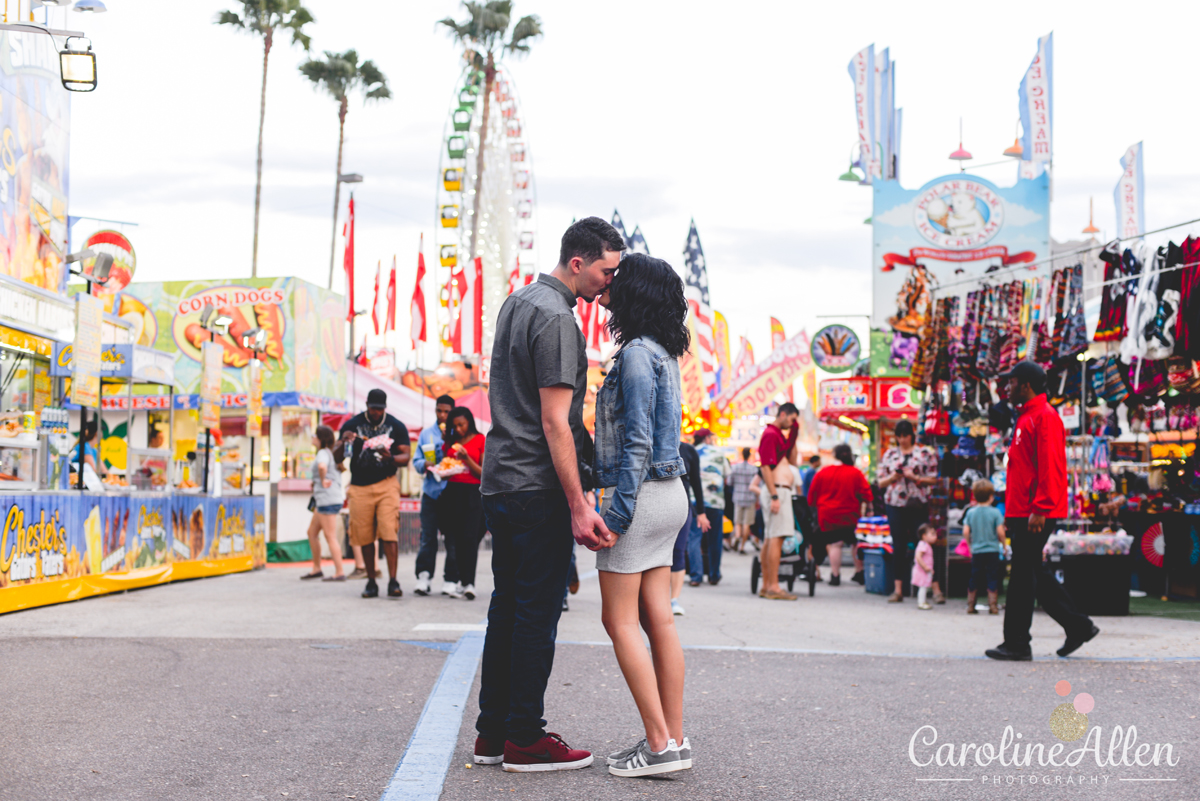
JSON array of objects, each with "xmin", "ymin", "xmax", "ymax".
[
  {"xmin": 299, "ymin": 50, "xmax": 391, "ymax": 289},
  {"xmin": 216, "ymin": 0, "xmax": 314, "ymax": 278},
  {"xmin": 438, "ymin": 2, "xmax": 542, "ymax": 260}
]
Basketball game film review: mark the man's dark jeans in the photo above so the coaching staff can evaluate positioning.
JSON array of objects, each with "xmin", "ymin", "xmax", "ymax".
[
  {"xmin": 415, "ymin": 492, "xmax": 457, "ymax": 582},
  {"xmin": 1003, "ymin": 517, "xmax": 1094, "ymax": 652},
  {"xmin": 477, "ymin": 489, "xmax": 573, "ymax": 747}
]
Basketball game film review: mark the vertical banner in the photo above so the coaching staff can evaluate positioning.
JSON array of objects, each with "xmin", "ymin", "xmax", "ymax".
[
  {"xmin": 769, "ymin": 317, "xmax": 792, "ymax": 403},
  {"xmin": 731, "ymin": 337, "xmax": 755, "ymax": 380},
  {"xmin": 245, "ymin": 359, "xmax": 263, "ymax": 438},
  {"xmin": 199, "ymin": 340, "xmax": 223, "ymax": 430},
  {"xmin": 872, "ymin": 47, "xmax": 890, "ymax": 182},
  {"xmin": 679, "ymin": 315, "xmax": 705, "ymax": 416},
  {"xmin": 848, "ymin": 44, "xmax": 876, "ymax": 182},
  {"xmin": 712, "ymin": 311, "xmax": 731, "ymax": 396},
  {"xmin": 1018, "ymin": 32, "xmax": 1053, "ymax": 164},
  {"xmin": 343, "ymin": 195, "xmax": 355, "ymax": 323},
  {"xmin": 411, "ymin": 239, "xmax": 427, "ymax": 350},
  {"xmin": 70, "ymin": 293, "xmax": 103, "ymax": 408},
  {"xmin": 1115, "ymin": 142, "xmax": 1144, "ymax": 240}
]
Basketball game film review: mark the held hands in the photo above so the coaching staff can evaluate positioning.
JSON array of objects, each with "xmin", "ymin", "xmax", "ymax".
[{"xmin": 572, "ymin": 503, "xmax": 617, "ymax": 551}]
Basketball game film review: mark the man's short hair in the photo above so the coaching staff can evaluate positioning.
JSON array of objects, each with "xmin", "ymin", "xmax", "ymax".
[
  {"xmin": 558, "ymin": 217, "xmax": 625, "ymax": 267},
  {"xmin": 777, "ymin": 402, "xmax": 799, "ymax": 416},
  {"xmin": 808, "ymin": 455, "xmax": 821, "ymax": 466},
  {"xmin": 435, "ymin": 394, "xmax": 455, "ymax": 407}
]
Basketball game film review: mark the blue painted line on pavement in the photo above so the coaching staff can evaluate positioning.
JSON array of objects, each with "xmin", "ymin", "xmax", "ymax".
[
  {"xmin": 556, "ymin": 639, "xmax": 1200, "ymax": 662},
  {"xmin": 382, "ymin": 630, "xmax": 485, "ymax": 801},
  {"xmin": 399, "ymin": 640, "xmax": 457, "ymax": 653}
]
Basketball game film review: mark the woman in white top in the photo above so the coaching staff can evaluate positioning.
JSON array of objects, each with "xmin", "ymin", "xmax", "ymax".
[{"xmin": 302, "ymin": 425, "xmax": 346, "ymax": 581}]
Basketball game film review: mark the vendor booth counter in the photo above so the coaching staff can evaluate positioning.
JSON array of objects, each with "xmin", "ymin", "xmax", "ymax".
[{"xmin": 0, "ymin": 490, "xmax": 265, "ymax": 614}]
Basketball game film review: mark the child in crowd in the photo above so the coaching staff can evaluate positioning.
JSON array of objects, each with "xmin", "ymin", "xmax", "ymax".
[
  {"xmin": 911, "ymin": 524, "xmax": 937, "ymax": 610},
  {"xmin": 962, "ymin": 479, "xmax": 1005, "ymax": 615}
]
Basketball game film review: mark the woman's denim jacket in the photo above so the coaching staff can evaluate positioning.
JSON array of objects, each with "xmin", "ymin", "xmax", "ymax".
[{"xmin": 593, "ymin": 336, "xmax": 685, "ymax": 535}]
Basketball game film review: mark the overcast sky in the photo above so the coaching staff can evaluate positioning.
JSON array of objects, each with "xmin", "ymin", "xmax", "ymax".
[{"xmin": 64, "ymin": 0, "xmax": 1200, "ymax": 365}]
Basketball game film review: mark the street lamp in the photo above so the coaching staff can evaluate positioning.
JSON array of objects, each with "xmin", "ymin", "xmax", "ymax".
[
  {"xmin": 60, "ymin": 36, "xmax": 96, "ymax": 92},
  {"xmin": 72, "ymin": 0, "xmax": 108, "ymax": 11}
]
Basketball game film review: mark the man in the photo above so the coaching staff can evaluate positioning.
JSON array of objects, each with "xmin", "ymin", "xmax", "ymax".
[
  {"xmin": 474, "ymin": 217, "xmax": 623, "ymax": 772},
  {"xmin": 757, "ymin": 402, "xmax": 799, "ymax": 600},
  {"xmin": 797, "ymin": 454, "xmax": 821, "ymax": 500},
  {"xmin": 677, "ymin": 437, "xmax": 707, "ymax": 600},
  {"xmin": 986, "ymin": 361, "xmax": 1099, "ymax": 661},
  {"xmin": 335, "ymin": 388, "xmax": 410, "ymax": 599},
  {"xmin": 411, "ymin": 395, "xmax": 459, "ymax": 597},
  {"xmin": 691, "ymin": 428, "xmax": 730, "ymax": 586},
  {"xmin": 729, "ymin": 447, "xmax": 759, "ymax": 554}
]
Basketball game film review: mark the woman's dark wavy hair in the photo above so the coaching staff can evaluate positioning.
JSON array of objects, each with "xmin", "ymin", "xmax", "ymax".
[{"xmin": 605, "ymin": 253, "xmax": 690, "ymax": 358}]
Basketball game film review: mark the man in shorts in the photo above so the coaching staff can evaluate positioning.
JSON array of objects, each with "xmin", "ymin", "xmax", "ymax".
[
  {"xmin": 729, "ymin": 447, "xmax": 759, "ymax": 553},
  {"xmin": 335, "ymin": 388, "xmax": 410, "ymax": 599},
  {"xmin": 757, "ymin": 403, "xmax": 799, "ymax": 599}
]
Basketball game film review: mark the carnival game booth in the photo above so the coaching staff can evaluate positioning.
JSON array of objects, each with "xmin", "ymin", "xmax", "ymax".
[{"xmin": 118, "ymin": 277, "xmax": 347, "ymax": 559}]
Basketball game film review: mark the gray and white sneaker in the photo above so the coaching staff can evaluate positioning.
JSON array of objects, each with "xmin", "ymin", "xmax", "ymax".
[
  {"xmin": 609, "ymin": 737, "xmax": 691, "ymax": 769},
  {"xmin": 608, "ymin": 738, "xmax": 685, "ymax": 777},
  {"xmin": 607, "ymin": 738, "xmax": 645, "ymax": 767}
]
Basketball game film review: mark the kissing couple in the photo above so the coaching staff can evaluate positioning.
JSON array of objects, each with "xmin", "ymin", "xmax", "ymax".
[{"xmin": 473, "ymin": 217, "xmax": 695, "ymax": 778}]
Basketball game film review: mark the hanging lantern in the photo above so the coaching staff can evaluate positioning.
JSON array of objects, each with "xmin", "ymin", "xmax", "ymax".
[
  {"xmin": 519, "ymin": 232, "xmax": 534, "ymax": 250},
  {"xmin": 443, "ymin": 167, "xmax": 462, "ymax": 192},
  {"xmin": 447, "ymin": 135, "xmax": 467, "ymax": 159},
  {"xmin": 510, "ymin": 143, "xmax": 526, "ymax": 163},
  {"xmin": 453, "ymin": 108, "xmax": 472, "ymax": 132},
  {"xmin": 440, "ymin": 205, "xmax": 460, "ymax": 228},
  {"xmin": 440, "ymin": 244, "xmax": 458, "ymax": 267},
  {"xmin": 513, "ymin": 171, "xmax": 529, "ymax": 190}
]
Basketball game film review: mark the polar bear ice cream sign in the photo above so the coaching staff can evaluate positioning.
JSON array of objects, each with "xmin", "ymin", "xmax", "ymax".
[{"xmin": 913, "ymin": 180, "xmax": 1004, "ymax": 249}]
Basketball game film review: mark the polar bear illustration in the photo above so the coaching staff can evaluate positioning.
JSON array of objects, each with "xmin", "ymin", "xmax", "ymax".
[{"xmin": 946, "ymin": 192, "xmax": 986, "ymax": 236}]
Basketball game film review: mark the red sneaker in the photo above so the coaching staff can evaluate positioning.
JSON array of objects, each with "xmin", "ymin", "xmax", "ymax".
[
  {"xmin": 502, "ymin": 733, "xmax": 594, "ymax": 772},
  {"xmin": 474, "ymin": 735, "xmax": 505, "ymax": 765}
]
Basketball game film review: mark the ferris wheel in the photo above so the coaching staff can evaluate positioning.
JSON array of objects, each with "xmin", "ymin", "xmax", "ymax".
[{"xmin": 435, "ymin": 63, "xmax": 538, "ymax": 361}]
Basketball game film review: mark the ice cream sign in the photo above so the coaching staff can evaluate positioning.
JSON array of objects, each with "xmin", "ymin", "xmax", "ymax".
[{"xmin": 913, "ymin": 180, "xmax": 1004, "ymax": 250}]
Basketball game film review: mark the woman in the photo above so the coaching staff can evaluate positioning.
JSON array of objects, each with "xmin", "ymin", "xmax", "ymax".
[
  {"xmin": 438, "ymin": 406, "xmax": 485, "ymax": 601},
  {"xmin": 73, "ymin": 419, "xmax": 105, "ymax": 482},
  {"xmin": 593, "ymin": 253, "xmax": 692, "ymax": 777},
  {"xmin": 876, "ymin": 419, "xmax": 940, "ymax": 603},
  {"xmin": 807, "ymin": 443, "xmax": 872, "ymax": 586},
  {"xmin": 302, "ymin": 425, "xmax": 346, "ymax": 581},
  {"xmin": 758, "ymin": 452, "xmax": 799, "ymax": 599}
]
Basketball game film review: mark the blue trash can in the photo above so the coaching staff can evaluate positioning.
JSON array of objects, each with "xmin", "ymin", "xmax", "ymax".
[{"xmin": 864, "ymin": 549, "xmax": 892, "ymax": 595}]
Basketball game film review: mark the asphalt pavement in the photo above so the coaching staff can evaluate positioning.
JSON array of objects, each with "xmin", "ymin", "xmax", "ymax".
[{"xmin": 2, "ymin": 545, "xmax": 1197, "ymax": 800}]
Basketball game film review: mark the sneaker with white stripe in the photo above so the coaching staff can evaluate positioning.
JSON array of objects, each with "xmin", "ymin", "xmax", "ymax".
[
  {"xmin": 608, "ymin": 738, "xmax": 686, "ymax": 777},
  {"xmin": 608, "ymin": 737, "xmax": 691, "ymax": 769}
]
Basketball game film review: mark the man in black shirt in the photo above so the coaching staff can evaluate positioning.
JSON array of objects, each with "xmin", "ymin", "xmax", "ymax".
[{"xmin": 335, "ymin": 388, "xmax": 410, "ymax": 599}]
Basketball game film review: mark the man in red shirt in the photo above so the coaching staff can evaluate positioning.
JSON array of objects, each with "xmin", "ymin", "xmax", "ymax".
[
  {"xmin": 986, "ymin": 362, "xmax": 1098, "ymax": 661},
  {"xmin": 757, "ymin": 402, "xmax": 799, "ymax": 598}
]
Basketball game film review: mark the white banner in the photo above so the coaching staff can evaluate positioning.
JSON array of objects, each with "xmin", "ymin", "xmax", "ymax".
[
  {"xmin": 1018, "ymin": 32, "xmax": 1053, "ymax": 164},
  {"xmin": 1115, "ymin": 142, "xmax": 1144, "ymax": 240},
  {"xmin": 848, "ymin": 45, "xmax": 875, "ymax": 182},
  {"xmin": 873, "ymin": 47, "xmax": 889, "ymax": 181}
]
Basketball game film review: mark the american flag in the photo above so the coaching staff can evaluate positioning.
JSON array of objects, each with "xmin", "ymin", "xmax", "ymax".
[
  {"xmin": 611, "ymin": 209, "xmax": 632, "ymax": 249},
  {"xmin": 628, "ymin": 225, "xmax": 650, "ymax": 255},
  {"xmin": 682, "ymin": 219, "xmax": 715, "ymax": 395}
]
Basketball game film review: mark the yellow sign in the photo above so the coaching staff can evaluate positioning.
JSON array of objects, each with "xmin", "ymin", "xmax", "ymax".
[
  {"xmin": 71, "ymin": 294, "xmax": 104, "ymax": 408},
  {"xmin": 246, "ymin": 360, "xmax": 263, "ymax": 438}
]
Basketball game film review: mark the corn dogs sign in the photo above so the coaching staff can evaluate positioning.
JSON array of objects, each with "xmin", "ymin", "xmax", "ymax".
[
  {"xmin": 171, "ymin": 285, "xmax": 288, "ymax": 369},
  {"xmin": 714, "ymin": 330, "xmax": 814, "ymax": 417}
]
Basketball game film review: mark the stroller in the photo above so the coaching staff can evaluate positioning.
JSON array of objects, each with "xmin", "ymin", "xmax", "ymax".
[{"xmin": 750, "ymin": 494, "xmax": 818, "ymax": 597}]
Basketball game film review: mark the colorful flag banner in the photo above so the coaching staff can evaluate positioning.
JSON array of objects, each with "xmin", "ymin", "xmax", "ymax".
[
  {"xmin": 1115, "ymin": 142, "xmax": 1144, "ymax": 240},
  {"xmin": 872, "ymin": 47, "xmax": 889, "ymax": 181},
  {"xmin": 385, "ymin": 256, "xmax": 397, "ymax": 333},
  {"xmin": 343, "ymin": 195, "xmax": 355, "ymax": 323},
  {"xmin": 371, "ymin": 260, "xmax": 384, "ymax": 335},
  {"xmin": 769, "ymin": 317, "xmax": 793, "ymax": 403},
  {"xmin": 679, "ymin": 313, "xmax": 706, "ymax": 416},
  {"xmin": 410, "ymin": 237, "xmax": 427, "ymax": 349},
  {"xmin": 1018, "ymin": 33, "xmax": 1053, "ymax": 164},
  {"xmin": 682, "ymin": 220, "xmax": 715, "ymax": 396},
  {"xmin": 628, "ymin": 226, "xmax": 650, "ymax": 255},
  {"xmin": 611, "ymin": 209, "xmax": 632, "ymax": 249},
  {"xmin": 731, "ymin": 336, "xmax": 755, "ymax": 379},
  {"xmin": 451, "ymin": 257, "xmax": 484, "ymax": 357},
  {"xmin": 713, "ymin": 311, "xmax": 731, "ymax": 396},
  {"xmin": 848, "ymin": 44, "xmax": 876, "ymax": 183},
  {"xmin": 714, "ymin": 330, "xmax": 814, "ymax": 417}
]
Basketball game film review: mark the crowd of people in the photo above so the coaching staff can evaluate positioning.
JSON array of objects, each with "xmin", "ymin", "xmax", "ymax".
[{"xmin": 290, "ymin": 217, "xmax": 1100, "ymax": 779}]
